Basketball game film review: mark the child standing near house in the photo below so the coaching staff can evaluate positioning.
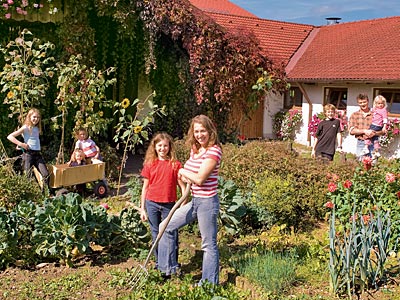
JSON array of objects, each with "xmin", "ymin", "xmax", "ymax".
[
  {"xmin": 74, "ymin": 128, "xmax": 102, "ymax": 164},
  {"xmin": 138, "ymin": 132, "xmax": 186, "ymax": 269},
  {"xmin": 311, "ymin": 104, "xmax": 342, "ymax": 162},
  {"xmin": 7, "ymin": 108, "xmax": 49, "ymax": 188},
  {"xmin": 68, "ymin": 149, "xmax": 86, "ymax": 167},
  {"xmin": 361, "ymin": 95, "xmax": 388, "ymax": 158}
]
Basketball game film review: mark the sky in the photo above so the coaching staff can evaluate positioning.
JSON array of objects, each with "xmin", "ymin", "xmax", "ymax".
[{"xmin": 229, "ymin": 0, "xmax": 400, "ymax": 25}]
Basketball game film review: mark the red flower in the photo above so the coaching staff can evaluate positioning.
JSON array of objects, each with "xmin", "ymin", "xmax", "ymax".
[
  {"xmin": 396, "ymin": 191, "xmax": 400, "ymax": 199},
  {"xmin": 328, "ymin": 182, "xmax": 337, "ymax": 193},
  {"xmin": 362, "ymin": 156, "xmax": 373, "ymax": 171},
  {"xmin": 237, "ymin": 134, "xmax": 246, "ymax": 142},
  {"xmin": 362, "ymin": 215, "xmax": 371, "ymax": 225},
  {"xmin": 386, "ymin": 173, "xmax": 396, "ymax": 183},
  {"xmin": 325, "ymin": 201, "xmax": 334, "ymax": 209},
  {"xmin": 343, "ymin": 180, "xmax": 352, "ymax": 189}
]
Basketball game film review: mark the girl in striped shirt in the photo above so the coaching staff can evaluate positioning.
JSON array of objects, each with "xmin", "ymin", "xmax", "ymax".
[{"xmin": 158, "ymin": 115, "xmax": 222, "ymax": 285}]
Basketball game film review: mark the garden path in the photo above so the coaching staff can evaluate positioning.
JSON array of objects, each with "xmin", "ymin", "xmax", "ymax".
[{"xmin": 108, "ymin": 153, "xmax": 143, "ymax": 197}]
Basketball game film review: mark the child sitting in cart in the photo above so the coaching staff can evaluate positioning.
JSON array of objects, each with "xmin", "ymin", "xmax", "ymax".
[
  {"xmin": 68, "ymin": 149, "xmax": 86, "ymax": 167},
  {"xmin": 74, "ymin": 128, "xmax": 102, "ymax": 164}
]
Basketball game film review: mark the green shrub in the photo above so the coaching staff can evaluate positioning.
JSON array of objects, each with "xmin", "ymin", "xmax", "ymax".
[
  {"xmin": 98, "ymin": 143, "xmax": 121, "ymax": 180},
  {"xmin": 220, "ymin": 141, "xmax": 357, "ymax": 230},
  {"xmin": 0, "ymin": 166, "xmax": 43, "ymax": 210},
  {"xmin": 0, "ymin": 207, "xmax": 18, "ymax": 269},
  {"xmin": 218, "ymin": 177, "xmax": 247, "ymax": 236}
]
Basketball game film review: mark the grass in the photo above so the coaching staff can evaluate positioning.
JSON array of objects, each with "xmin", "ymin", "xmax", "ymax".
[{"xmin": 231, "ymin": 251, "xmax": 297, "ymax": 294}]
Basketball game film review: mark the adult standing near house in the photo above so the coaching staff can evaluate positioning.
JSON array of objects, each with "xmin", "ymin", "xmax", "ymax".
[
  {"xmin": 348, "ymin": 93, "xmax": 382, "ymax": 158},
  {"xmin": 157, "ymin": 114, "xmax": 222, "ymax": 286}
]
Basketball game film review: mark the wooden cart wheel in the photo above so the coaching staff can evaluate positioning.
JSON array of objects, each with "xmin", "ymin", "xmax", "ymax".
[{"xmin": 94, "ymin": 181, "xmax": 108, "ymax": 198}]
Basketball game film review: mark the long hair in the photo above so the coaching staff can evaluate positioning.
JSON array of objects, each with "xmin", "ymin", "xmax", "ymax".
[
  {"xmin": 186, "ymin": 115, "xmax": 220, "ymax": 152},
  {"xmin": 70, "ymin": 149, "xmax": 86, "ymax": 162},
  {"xmin": 143, "ymin": 132, "xmax": 177, "ymax": 165},
  {"xmin": 24, "ymin": 108, "xmax": 42, "ymax": 134}
]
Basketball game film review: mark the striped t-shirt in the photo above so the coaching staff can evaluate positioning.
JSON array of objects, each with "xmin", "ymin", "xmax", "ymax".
[{"xmin": 184, "ymin": 144, "xmax": 222, "ymax": 198}]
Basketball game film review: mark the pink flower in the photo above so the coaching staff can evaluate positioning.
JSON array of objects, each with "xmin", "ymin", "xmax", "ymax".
[
  {"xmin": 100, "ymin": 203, "xmax": 109, "ymax": 210},
  {"xmin": 7, "ymin": 0, "xmax": 14, "ymax": 4},
  {"xmin": 343, "ymin": 180, "xmax": 352, "ymax": 189},
  {"xmin": 349, "ymin": 214, "xmax": 358, "ymax": 222},
  {"xmin": 331, "ymin": 173, "xmax": 340, "ymax": 182},
  {"xmin": 386, "ymin": 173, "xmax": 396, "ymax": 183},
  {"xmin": 324, "ymin": 201, "xmax": 334, "ymax": 209},
  {"xmin": 5, "ymin": 13, "xmax": 11, "ymax": 18},
  {"xmin": 328, "ymin": 182, "xmax": 337, "ymax": 193}
]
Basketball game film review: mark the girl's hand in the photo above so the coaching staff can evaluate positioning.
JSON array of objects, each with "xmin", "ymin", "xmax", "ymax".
[
  {"xmin": 311, "ymin": 149, "xmax": 316, "ymax": 158},
  {"xmin": 18, "ymin": 143, "xmax": 28, "ymax": 151},
  {"xmin": 140, "ymin": 209, "xmax": 148, "ymax": 222}
]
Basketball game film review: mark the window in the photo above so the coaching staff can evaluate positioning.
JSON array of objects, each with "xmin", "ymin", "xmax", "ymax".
[
  {"xmin": 373, "ymin": 89, "xmax": 400, "ymax": 115},
  {"xmin": 324, "ymin": 87, "xmax": 347, "ymax": 109},
  {"xmin": 284, "ymin": 87, "xmax": 302, "ymax": 109}
]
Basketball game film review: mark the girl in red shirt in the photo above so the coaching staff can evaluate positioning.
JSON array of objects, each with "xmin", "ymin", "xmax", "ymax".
[{"xmin": 139, "ymin": 132, "xmax": 186, "ymax": 269}]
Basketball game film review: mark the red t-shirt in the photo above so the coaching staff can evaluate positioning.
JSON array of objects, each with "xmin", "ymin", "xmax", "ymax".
[{"xmin": 141, "ymin": 159, "xmax": 182, "ymax": 203}]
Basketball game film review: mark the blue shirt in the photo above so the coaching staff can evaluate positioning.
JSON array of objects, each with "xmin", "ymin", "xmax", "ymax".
[{"xmin": 23, "ymin": 126, "xmax": 41, "ymax": 151}]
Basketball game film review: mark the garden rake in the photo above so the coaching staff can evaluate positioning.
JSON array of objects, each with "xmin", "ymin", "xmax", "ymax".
[{"xmin": 129, "ymin": 183, "xmax": 191, "ymax": 289}]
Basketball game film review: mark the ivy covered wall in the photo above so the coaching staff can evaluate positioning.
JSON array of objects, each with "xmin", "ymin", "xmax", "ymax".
[{"xmin": 1, "ymin": 0, "xmax": 288, "ymax": 150}]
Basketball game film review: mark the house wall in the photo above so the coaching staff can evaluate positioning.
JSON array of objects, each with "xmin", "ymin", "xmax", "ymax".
[{"xmin": 263, "ymin": 91, "xmax": 284, "ymax": 139}]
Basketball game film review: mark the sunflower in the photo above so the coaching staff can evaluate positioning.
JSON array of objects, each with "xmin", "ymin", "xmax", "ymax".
[
  {"xmin": 134, "ymin": 126, "xmax": 142, "ymax": 134},
  {"xmin": 7, "ymin": 91, "xmax": 14, "ymax": 99},
  {"xmin": 121, "ymin": 98, "xmax": 130, "ymax": 109}
]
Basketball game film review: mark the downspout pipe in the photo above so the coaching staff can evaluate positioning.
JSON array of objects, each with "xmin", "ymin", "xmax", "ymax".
[{"xmin": 297, "ymin": 82, "xmax": 313, "ymax": 145}]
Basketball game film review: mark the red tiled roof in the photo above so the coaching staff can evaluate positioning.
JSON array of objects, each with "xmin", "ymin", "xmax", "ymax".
[
  {"xmin": 202, "ymin": 12, "xmax": 314, "ymax": 65},
  {"xmin": 189, "ymin": 0, "xmax": 257, "ymax": 18},
  {"xmin": 287, "ymin": 17, "xmax": 400, "ymax": 81}
]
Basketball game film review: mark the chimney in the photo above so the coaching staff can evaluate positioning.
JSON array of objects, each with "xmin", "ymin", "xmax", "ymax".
[{"xmin": 325, "ymin": 17, "xmax": 341, "ymax": 25}]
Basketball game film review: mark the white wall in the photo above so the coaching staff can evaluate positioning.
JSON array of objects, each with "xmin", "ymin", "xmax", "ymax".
[{"xmin": 263, "ymin": 91, "xmax": 284, "ymax": 139}]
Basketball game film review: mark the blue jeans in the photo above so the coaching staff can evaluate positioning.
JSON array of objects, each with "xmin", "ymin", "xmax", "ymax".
[
  {"xmin": 145, "ymin": 200, "xmax": 178, "ymax": 268},
  {"xmin": 158, "ymin": 195, "xmax": 220, "ymax": 285},
  {"xmin": 356, "ymin": 139, "xmax": 374, "ymax": 159}
]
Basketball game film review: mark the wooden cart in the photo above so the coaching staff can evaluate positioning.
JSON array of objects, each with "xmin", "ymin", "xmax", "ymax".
[{"xmin": 35, "ymin": 161, "xmax": 108, "ymax": 198}]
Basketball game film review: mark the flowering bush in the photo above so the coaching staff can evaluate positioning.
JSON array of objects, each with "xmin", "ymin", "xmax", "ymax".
[
  {"xmin": 325, "ymin": 160, "xmax": 400, "ymax": 242},
  {"xmin": 308, "ymin": 112, "xmax": 325, "ymax": 138},
  {"xmin": 273, "ymin": 109, "xmax": 302, "ymax": 141},
  {"xmin": 308, "ymin": 109, "xmax": 348, "ymax": 137},
  {"xmin": 0, "ymin": 0, "xmax": 57, "ymax": 19},
  {"xmin": 378, "ymin": 118, "xmax": 400, "ymax": 147}
]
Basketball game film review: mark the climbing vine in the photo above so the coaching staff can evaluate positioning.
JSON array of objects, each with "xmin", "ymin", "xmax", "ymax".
[{"xmin": 2, "ymin": 0, "xmax": 288, "ymax": 141}]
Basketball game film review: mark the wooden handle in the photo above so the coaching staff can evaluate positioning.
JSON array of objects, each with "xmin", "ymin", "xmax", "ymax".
[{"xmin": 143, "ymin": 183, "xmax": 191, "ymax": 268}]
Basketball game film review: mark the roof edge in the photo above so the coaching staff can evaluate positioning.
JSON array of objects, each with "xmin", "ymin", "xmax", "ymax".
[{"xmin": 285, "ymin": 28, "xmax": 319, "ymax": 74}]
